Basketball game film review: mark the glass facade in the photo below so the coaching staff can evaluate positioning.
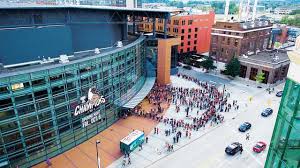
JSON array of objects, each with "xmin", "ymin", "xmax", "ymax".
[
  {"xmin": 0, "ymin": 36, "xmax": 146, "ymax": 167},
  {"xmin": 265, "ymin": 78, "xmax": 300, "ymax": 168}
]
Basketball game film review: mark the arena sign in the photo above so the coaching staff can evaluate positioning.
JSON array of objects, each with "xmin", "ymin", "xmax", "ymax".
[{"xmin": 73, "ymin": 87, "xmax": 106, "ymax": 128}]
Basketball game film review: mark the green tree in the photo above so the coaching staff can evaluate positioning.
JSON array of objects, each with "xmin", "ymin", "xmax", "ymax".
[
  {"xmin": 255, "ymin": 72, "xmax": 265, "ymax": 83},
  {"xmin": 224, "ymin": 57, "xmax": 240, "ymax": 78},
  {"xmin": 201, "ymin": 57, "xmax": 216, "ymax": 71}
]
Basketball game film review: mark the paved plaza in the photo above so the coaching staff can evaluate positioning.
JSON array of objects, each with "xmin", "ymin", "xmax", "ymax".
[{"xmin": 109, "ymin": 69, "xmax": 283, "ymax": 168}]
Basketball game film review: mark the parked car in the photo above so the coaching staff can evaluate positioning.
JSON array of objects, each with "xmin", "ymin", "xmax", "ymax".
[
  {"xmin": 261, "ymin": 108, "xmax": 273, "ymax": 117},
  {"xmin": 276, "ymin": 91, "xmax": 283, "ymax": 97},
  {"xmin": 239, "ymin": 122, "xmax": 251, "ymax": 132},
  {"xmin": 225, "ymin": 142, "xmax": 243, "ymax": 155},
  {"xmin": 253, "ymin": 141, "xmax": 267, "ymax": 153}
]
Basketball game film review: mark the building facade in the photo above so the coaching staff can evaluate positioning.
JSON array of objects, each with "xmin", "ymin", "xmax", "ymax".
[
  {"xmin": 210, "ymin": 20, "xmax": 273, "ymax": 63},
  {"xmin": 0, "ymin": 36, "xmax": 146, "ymax": 168},
  {"xmin": 238, "ymin": 50, "xmax": 290, "ymax": 84},
  {"xmin": 265, "ymin": 37, "xmax": 300, "ymax": 168},
  {"xmin": 138, "ymin": 11, "xmax": 215, "ymax": 54},
  {"xmin": 0, "ymin": 6, "xmax": 176, "ymax": 168}
]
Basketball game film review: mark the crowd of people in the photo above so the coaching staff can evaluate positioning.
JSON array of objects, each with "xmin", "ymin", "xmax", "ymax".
[{"xmin": 121, "ymin": 73, "xmax": 240, "ymax": 165}]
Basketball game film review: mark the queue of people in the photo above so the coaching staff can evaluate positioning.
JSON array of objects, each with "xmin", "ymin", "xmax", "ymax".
[{"xmin": 121, "ymin": 73, "xmax": 240, "ymax": 166}]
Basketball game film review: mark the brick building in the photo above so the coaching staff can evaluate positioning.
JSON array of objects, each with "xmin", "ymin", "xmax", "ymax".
[
  {"xmin": 239, "ymin": 50, "xmax": 290, "ymax": 84},
  {"xmin": 138, "ymin": 11, "xmax": 215, "ymax": 54},
  {"xmin": 209, "ymin": 20, "xmax": 273, "ymax": 63}
]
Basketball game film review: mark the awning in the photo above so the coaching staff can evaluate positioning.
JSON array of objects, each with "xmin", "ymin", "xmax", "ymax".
[{"xmin": 123, "ymin": 77, "xmax": 156, "ymax": 109}]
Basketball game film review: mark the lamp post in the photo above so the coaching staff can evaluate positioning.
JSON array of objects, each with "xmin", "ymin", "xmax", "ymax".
[{"xmin": 96, "ymin": 140, "xmax": 101, "ymax": 168}]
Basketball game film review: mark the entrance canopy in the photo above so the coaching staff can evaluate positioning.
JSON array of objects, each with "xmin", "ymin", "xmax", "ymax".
[{"xmin": 123, "ymin": 77, "xmax": 155, "ymax": 109}]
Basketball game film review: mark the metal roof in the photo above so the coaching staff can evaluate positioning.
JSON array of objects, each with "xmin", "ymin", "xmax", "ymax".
[{"xmin": 0, "ymin": 4, "xmax": 182, "ymax": 13}]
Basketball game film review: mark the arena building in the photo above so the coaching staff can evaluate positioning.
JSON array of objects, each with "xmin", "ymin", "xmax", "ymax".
[{"xmin": 0, "ymin": 5, "xmax": 180, "ymax": 167}]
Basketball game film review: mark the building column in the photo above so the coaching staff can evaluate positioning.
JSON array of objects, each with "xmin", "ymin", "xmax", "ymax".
[
  {"xmin": 164, "ymin": 15, "xmax": 168, "ymax": 39},
  {"xmin": 152, "ymin": 17, "xmax": 156, "ymax": 38},
  {"xmin": 268, "ymin": 69, "xmax": 275, "ymax": 84},
  {"xmin": 122, "ymin": 14, "xmax": 128, "ymax": 41},
  {"xmin": 132, "ymin": 15, "xmax": 136, "ymax": 35},
  {"xmin": 245, "ymin": 66, "xmax": 251, "ymax": 80},
  {"xmin": 157, "ymin": 38, "xmax": 180, "ymax": 85}
]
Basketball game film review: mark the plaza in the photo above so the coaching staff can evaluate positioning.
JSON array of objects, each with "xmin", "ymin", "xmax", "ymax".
[{"xmin": 106, "ymin": 67, "xmax": 283, "ymax": 168}]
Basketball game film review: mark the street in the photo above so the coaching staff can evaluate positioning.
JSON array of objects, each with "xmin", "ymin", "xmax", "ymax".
[{"xmin": 109, "ymin": 69, "xmax": 283, "ymax": 168}]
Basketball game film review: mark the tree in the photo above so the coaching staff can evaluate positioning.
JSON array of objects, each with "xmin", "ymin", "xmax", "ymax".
[
  {"xmin": 255, "ymin": 72, "xmax": 265, "ymax": 84},
  {"xmin": 201, "ymin": 57, "xmax": 216, "ymax": 72},
  {"xmin": 224, "ymin": 57, "xmax": 240, "ymax": 78}
]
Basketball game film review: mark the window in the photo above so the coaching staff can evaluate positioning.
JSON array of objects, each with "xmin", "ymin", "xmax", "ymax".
[
  {"xmin": 188, "ymin": 35, "xmax": 191, "ymax": 39},
  {"xmin": 221, "ymin": 48, "xmax": 224, "ymax": 52},
  {"xmin": 33, "ymin": 14, "xmax": 43, "ymax": 24},
  {"xmin": 188, "ymin": 20, "xmax": 193, "ymax": 25},
  {"xmin": 180, "ymin": 49, "xmax": 183, "ymax": 53},
  {"xmin": 234, "ymin": 39, "xmax": 238, "ymax": 47},
  {"xmin": 194, "ymin": 34, "xmax": 197, "ymax": 38},
  {"xmin": 173, "ymin": 20, "xmax": 179, "ymax": 25},
  {"xmin": 181, "ymin": 42, "xmax": 184, "ymax": 46},
  {"xmin": 194, "ymin": 40, "xmax": 197, "ymax": 44},
  {"xmin": 188, "ymin": 41, "xmax": 191, "ymax": 45},
  {"xmin": 187, "ymin": 48, "xmax": 190, "ymax": 52},
  {"xmin": 227, "ymin": 38, "xmax": 230, "ymax": 45},
  {"xmin": 182, "ymin": 20, "xmax": 186, "ymax": 25},
  {"xmin": 181, "ymin": 36, "xmax": 185, "ymax": 40},
  {"xmin": 195, "ymin": 28, "xmax": 198, "ymax": 32},
  {"xmin": 193, "ymin": 46, "xmax": 197, "ymax": 51},
  {"xmin": 181, "ymin": 29, "xmax": 185, "ymax": 33},
  {"xmin": 188, "ymin": 28, "xmax": 191, "ymax": 33}
]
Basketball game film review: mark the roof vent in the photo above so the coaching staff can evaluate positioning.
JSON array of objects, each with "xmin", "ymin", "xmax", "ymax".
[
  {"xmin": 95, "ymin": 48, "xmax": 100, "ymax": 54},
  {"xmin": 59, "ymin": 55, "xmax": 69, "ymax": 64},
  {"xmin": 117, "ymin": 41, "xmax": 123, "ymax": 48}
]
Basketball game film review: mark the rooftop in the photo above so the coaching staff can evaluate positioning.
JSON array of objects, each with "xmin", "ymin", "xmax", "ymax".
[
  {"xmin": 0, "ymin": 35, "xmax": 142, "ymax": 78},
  {"xmin": 239, "ymin": 50, "xmax": 290, "ymax": 68},
  {"xmin": 214, "ymin": 20, "xmax": 272, "ymax": 31},
  {"xmin": 0, "ymin": 4, "xmax": 182, "ymax": 13}
]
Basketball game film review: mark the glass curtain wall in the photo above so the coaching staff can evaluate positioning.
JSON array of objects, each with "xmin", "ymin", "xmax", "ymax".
[
  {"xmin": 265, "ymin": 78, "xmax": 300, "ymax": 168},
  {"xmin": 0, "ymin": 37, "xmax": 146, "ymax": 168}
]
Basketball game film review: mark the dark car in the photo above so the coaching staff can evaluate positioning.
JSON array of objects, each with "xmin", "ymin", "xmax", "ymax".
[
  {"xmin": 239, "ymin": 122, "xmax": 251, "ymax": 132},
  {"xmin": 183, "ymin": 65, "xmax": 192, "ymax": 70},
  {"xmin": 261, "ymin": 108, "xmax": 273, "ymax": 117},
  {"xmin": 276, "ymin": 91, "xmax": 283, "ymax": 97},
  {"xmin": 225, "ymin": 142, "xmax": 243, "ymax": 155}
]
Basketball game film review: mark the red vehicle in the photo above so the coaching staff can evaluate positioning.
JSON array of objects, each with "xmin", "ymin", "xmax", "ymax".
[{"xmin": 253, "ymin": 141, "xmax": 267, "ymax": 153}]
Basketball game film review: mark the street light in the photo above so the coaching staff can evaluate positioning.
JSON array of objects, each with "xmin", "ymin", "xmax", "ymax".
[{"xmin": 96, "ymin": 140, "xmax": 101, "ymax": 168}]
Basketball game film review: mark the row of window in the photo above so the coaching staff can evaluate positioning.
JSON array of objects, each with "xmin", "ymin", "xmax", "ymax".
[{"xmin": 180, "ymin": 46, "xmax": 198, "ymax": 53}]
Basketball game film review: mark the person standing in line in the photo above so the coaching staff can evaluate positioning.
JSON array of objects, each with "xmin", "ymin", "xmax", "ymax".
[
  {"xmin": 122, "ymin": 157, "xmax": 126, "ymax": 167},
  {"xmin": 128, "ymin": 156, "xmax": 131, "ymax": 165},
  {"xmin": 145, "ymin": 137, "xmax": 148, "ymax": 143}
]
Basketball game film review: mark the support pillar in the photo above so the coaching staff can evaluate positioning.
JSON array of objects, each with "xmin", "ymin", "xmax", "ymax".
[
  {"xmin": 152, "ymin": 17, "xmax": 156, "ymax": 38},
  {"xmin": 132, "ymin": 16, "xmax": 136, "ymax": 35},
  {"xmin": 122, "ymin": 14, "xmax": 128, "ymax": 41},
  {"xmin": 157, "ymin": 38, "xmax": 180, "ymax": 85},
  {"xmin": 164, "ymin": 15, "xmax": 168, "ymax": 39}
]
